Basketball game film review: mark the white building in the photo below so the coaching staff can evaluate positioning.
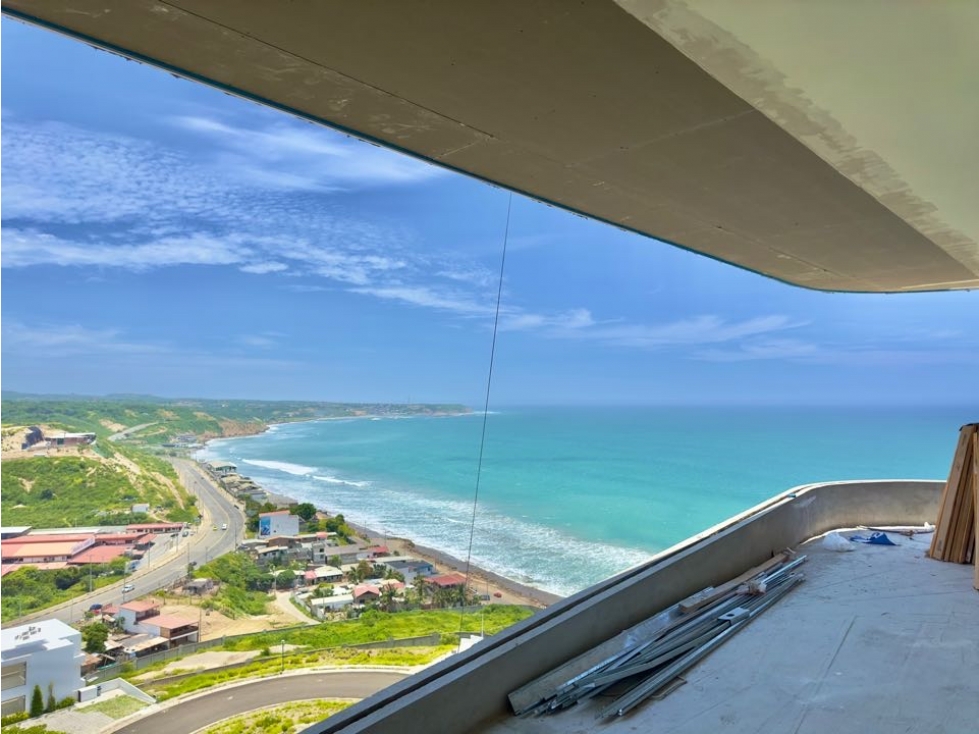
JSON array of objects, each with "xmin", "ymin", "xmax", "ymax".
[
  {"xmin": 1, "ymin": 620, "xmax": 85, "ymax": 716},
  {"xmin": 258, "ymin": 510, "xmax": 299, "ymax": 538}
]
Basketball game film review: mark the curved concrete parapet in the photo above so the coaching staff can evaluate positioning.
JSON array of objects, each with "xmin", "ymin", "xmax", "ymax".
[{"xmin": 308, "ymin": 479, "xmax": 942, "ymax": 734}]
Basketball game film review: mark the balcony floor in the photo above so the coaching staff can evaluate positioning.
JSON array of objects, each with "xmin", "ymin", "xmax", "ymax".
[{"xmin": 484, "ymin": 531, "xmax": 978, "ymax": 734}]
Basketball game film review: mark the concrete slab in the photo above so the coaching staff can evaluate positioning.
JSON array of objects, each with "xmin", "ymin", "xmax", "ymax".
[{"xmin": 483, "ymin": 532, "xmax": 979, "ymax": 733}]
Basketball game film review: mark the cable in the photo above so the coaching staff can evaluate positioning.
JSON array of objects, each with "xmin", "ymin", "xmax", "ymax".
[{"xmin": 459, "ymin": 192, "xmax": 512, "ymax": 633}]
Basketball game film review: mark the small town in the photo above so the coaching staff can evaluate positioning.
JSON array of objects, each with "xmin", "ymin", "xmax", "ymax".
[{"xmin": 0, "ymin": 407, "xmax": 538, "ymax": 734}]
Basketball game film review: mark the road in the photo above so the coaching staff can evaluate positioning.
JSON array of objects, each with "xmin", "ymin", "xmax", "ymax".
[
  {"xmin": 112, "ymin": 670, "xmax": 407, "ymax": 734},
  {"xmin": 107, "ymin": 422, "xmax": 157, "ymax": 441},
  {"xmin": 11, "ymin": 459, "xmax": 244, "ymax": 626}
]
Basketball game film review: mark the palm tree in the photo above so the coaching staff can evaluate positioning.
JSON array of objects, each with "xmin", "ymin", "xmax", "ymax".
[
  {"xmin": 379, "ymin": 585, "xmax": 397, "ymax": 612},
  {"xmin": 412, "ymin": 575, "xmax": 428, "ymax": 607}
]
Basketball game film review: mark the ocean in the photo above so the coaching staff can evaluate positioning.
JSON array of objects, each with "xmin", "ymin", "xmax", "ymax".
[{"xmin": 197, "ymin": 405, "xmax": 975, "ymax": 596}]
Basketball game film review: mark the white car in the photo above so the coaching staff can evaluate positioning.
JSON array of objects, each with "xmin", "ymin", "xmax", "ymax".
[
  {"xmin": 221, "ymin": 523, "xmax": 228, "ymax": 530},
  {"xmin": 122, "ymin": 583, "xmax": 135, "ymax": 593}
]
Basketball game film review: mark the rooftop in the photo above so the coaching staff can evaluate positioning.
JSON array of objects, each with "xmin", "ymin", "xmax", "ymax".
[
  {"xmin": 68, "ymin": 545, "xmax": 129, "ymax": 564},
  {"xmin": 1, "ymin": 619, "xmax": 80, "ymax": 657},
  {"xmin": 427, "ymin": 573, "xmax": 468, "ymax": 588},
  {"xmin": 481, "ymin": 532, "xmax": 978, "ymax": 733},
  {"xmin": 147, "ymin": 614, "xmax": 197, "ymax": 630},
  {"xmin": 120, "ymin": 600, "xmax": 161, "ymax": 613}
]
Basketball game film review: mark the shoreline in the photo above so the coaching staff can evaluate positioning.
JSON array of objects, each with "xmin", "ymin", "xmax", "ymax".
[
  {"xmin": 196, "ymin": 411, "xmax": 565, "ymax": 610},
  {"xmin": 258, "ymin": 486, "xmax": 562, "ymax": 609},
  {"xmin": 203, "ymin": 409, "xmax": 477, "ymax": 443}
]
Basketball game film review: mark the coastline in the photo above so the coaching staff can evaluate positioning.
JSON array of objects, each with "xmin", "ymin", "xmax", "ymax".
[
  {"xmin": 258, "ymin": 486, "xmax": 561, "ymax": 609},
  {"xmin": 194, "ymin": 411, "xmax": 566, "ymax": 608}
]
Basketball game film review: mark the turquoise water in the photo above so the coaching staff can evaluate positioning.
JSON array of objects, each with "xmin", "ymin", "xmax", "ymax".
[{"xmin": 198, "ymin": 406, "xmax": 975, "ymax": 595}]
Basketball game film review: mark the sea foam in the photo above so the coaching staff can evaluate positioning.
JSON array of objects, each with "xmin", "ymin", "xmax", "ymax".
[{"xmin": 241, "ymin": 459, "xmax": 317, "ymax": 476}]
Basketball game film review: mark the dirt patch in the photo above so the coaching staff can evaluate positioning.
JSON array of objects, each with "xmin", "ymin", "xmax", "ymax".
[
  {"xmin": 148, "ymin": 650, "xmax": 262, "ymax": 678},
  {"xmin": 100, "ymin": 419, "xmax": 127, "ymax": 432},
  {"xmin": 159, "ymin": 599, "xmax": 306, "ymax": 641}
]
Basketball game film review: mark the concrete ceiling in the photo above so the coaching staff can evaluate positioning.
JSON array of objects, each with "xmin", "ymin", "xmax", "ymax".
[{"xmin": 4, "ymin": 0, "xmax": 977, "ymax": 293}]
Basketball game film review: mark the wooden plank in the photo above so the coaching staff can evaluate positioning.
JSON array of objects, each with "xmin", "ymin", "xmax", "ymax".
[
  {"xmin": 952, "ymin": 433, "xmax": 976, "ymax": 562},
  {"xmin": 974, "ymin": 431, "xmax": 979, "ymax": 591},
  {"xmin": 931, "ymin": 425, "xmax": 977, "ymax": 560},
  {"xmin": 679, "ymin": 552, "xmax": 788, "ymax": 614},
  {"xmin": 949, "ymin": 435, "xmax": 975, "ymax": 562}
]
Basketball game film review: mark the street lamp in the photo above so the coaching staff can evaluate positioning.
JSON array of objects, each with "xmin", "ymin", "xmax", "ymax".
[{"xmin": 280, "ymin": 639, "xmax": 285, "ymax": 674}]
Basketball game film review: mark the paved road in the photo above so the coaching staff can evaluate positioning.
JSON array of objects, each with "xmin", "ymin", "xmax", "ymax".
[
  {"xmin": 11, "ymin": 459, "xmax": 244, "ymax": 626},
  {"xmin": 113, "ymin": 670, "xmax": 407, "ymax": 734},
  {"xmin": 107, "ymin": 422, "xmax": 157, "ymax": 441}
]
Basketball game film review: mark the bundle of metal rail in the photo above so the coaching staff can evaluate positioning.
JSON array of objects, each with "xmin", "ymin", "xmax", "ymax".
[{"xmin": 514, "ymin": 554, "xmax": 807, "ymax": 719}]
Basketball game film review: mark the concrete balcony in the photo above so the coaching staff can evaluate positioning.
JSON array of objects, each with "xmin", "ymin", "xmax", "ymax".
[{"xmin": 304, "ymin": 479, "xmax": 977, "ymax": 734}]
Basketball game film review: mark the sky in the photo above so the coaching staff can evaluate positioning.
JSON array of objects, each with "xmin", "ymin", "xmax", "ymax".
[{"xmin": 2, "ymin": 19, "xmax": 977, "ymax": 407}]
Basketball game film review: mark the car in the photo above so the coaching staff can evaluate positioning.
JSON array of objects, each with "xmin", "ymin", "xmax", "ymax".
[
  {"xmin": 122, "ymin": 583, "xmax": 135, "ymax": 593},
  {"xmin": 89, "ymin": 603, "xmax": 103, "ymax": 612},
  {"xmin": 221, "ymin": 523, "xmax": 228, "ymax": 530},
  {"xmin": 212, "ymin": 524, "xmax": 218, "ymax": 531}
]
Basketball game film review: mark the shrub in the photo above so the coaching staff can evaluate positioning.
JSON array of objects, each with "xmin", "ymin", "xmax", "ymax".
[
  {"xmin": 30, "ymin": 684, "xmax": 44, "ymax": 717},
  {"xmin": 1, "ymin": 711, "xmax": 29, "ymax": 727},
  {"xmin": 56, "ymin": 696, "xmax": 76, "ymax": 710}
]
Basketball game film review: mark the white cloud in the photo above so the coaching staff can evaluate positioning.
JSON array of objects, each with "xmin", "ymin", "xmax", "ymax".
[
  {"xmin": 349, "ymin": 285, "xmax": 496, "ymax": 316},
  {"xmin": 580, "ymin": 315, "xmax": 804, "ymax": 348},
  {"xmin": 170, "ymin": 114, "xmax": 446, "ymax": 191},
  {"xmin": 2, "ymin": 229, "xmax": 253, "ymax": 269},
  {"xmin": 1, "ymin": 321, "xmax": 168, "ymax": 356},
  {"xmin": 695, "ymin": 338, "xmax": 820, "ymax": 362},
  {"xmin": 239, "ymin": 334, "xmax": 278, "ymax": 349},
  {"xmin": 240, "ymin": 262, "xmax": 289, "ymax": 274}
]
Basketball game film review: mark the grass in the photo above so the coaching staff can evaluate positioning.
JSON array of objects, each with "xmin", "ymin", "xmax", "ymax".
[
  {"xmin": 147, "ymin": 646, "xmax": 451, "ymax": 700},
  {"xmin": 79, "ymin": 695, "xmax": 147, "ymax": 719},
  {"xmin": 221, "ymin": 606, "xmax": 535, "ymax": 652},
  {"xmin": 1, "ymin": 566, "xmax": 126, "ymax": 623},
  {"xmin": 200, "ymin": 699, "xmax": 351, "ymax": 734},
  {"xmin": 0, "ymin": 455, "xmax": 193, "ymax": 528}
]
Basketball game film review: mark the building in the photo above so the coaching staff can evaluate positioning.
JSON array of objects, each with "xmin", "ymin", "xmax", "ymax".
[
  {"xmin": 305, "ymin": 565, "xmax": 345, "ymax": 584},
  {"xmin": 258, "ymin": 510, "xmax": 299, "ymax": 538},
  {"xmin": 1, "ymin": 620, "xmax": 85, "ymax": 716},
  {"xmin": 51, "ymin": 432, "xmax": 97, "ymax": 447},
  {"xmin": 206, "ymin": 461, "xmax": 238, "ymax": 477},
  {"xmin": 373, "ymin": 556, "xmax": 436, "ymax": 583},
  {"xmin": 425, "ymin": 573, "xmax": 468, "ymax": 591},
  {"xmin": 116, "ymin": 600, "xmax": 161, "ymax": 631},
  {"xmin": 21, "ymin": 427, "xmax": 43, "ymax": 450},
  {"xmin": 0, "ymin": 529, "xmax": 161, "ymax": 576},
  {"xmin": 124, "ymin": 523, "xmax": 184, "ymax": 535},
  {"xmin": 139, "ymin": 615, "xmax": 199, "ymax": 647}
]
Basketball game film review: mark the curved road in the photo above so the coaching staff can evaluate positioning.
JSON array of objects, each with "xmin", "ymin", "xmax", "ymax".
[
  {"xmin": 12, "ymin": 459, "xmax": 244, "ymax": 626},
  {"xmin": 112, "ymin": 670, "xmax": 407, "ymax": 734}
]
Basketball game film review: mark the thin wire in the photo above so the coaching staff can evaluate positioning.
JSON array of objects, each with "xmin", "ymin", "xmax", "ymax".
[{"xmin": 460, "ymin": 192, "xmax": 512, "ymax": 632}]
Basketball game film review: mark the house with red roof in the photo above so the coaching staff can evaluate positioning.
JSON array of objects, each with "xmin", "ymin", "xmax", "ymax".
[{"xmin": 426, "ymin": 573, "xmax": 468, "ymax": 590}]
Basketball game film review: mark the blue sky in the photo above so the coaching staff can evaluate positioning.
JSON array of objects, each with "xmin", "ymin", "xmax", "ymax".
[{"xmin": 2, "ymin": 19, "xmax": 977, "ymax": 406}]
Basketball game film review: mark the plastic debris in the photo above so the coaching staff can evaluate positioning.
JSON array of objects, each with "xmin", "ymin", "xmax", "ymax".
[
  {"xmin": 849, "ymin": 531, "xmax": 897, "ymax": 546},
  {"xmin": 823, "ymin": 531, "xmax": 855, "ymax": 552}
]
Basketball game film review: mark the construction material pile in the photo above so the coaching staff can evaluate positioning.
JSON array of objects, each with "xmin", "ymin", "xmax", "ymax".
[
  {"xmin": 928, "ymin": 423, "xmax": 978, "ymax": 590},
  {"xmin": 511, "ymin": 552, "xmax": 806, "ymax": 720}
]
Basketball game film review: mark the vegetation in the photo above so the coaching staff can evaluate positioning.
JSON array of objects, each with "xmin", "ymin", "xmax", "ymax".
[
  {"xmin": 29, "ymin": 686, "xmax": 43, "ymax": 718},
  {"xmin": 82, "ymin": 622, "xmax": 110, "ymax": 654},
  {"xmin": 0, "ymin": 456, "xmax": 193, "ymax": 527},
  {"xmin": 77, "ymin": 695, "xmax": 146, "ymax": 720},
  {"xmin": 200, "ymin": 699, "xmax": 351, "ymax": 734},
  {"xmin": 1, "ymin": 562, "xmax": 127, "ymax": 622},
  {"xmin": 221, "ymin": 606, "xmax": 534, "ymax": 652},
  {"xmin": 1, "ymin": 725, "xmax": 68, "ymax": 734},
  {"xmin": 147, "ymin": 646, "xmax": 450, "ymax": 701},
  {"xmin": 1, "ymin": 394, "xmax": 471, "ymax": 449},
  {"xmin": 194, "ymin": 554, "xmax": 272, "ymax": 618}
]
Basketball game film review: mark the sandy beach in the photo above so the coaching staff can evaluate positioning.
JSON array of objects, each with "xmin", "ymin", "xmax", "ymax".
[{"xmin": 261, "ymin": 487, "xmax": 562, "ymax": 609}]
